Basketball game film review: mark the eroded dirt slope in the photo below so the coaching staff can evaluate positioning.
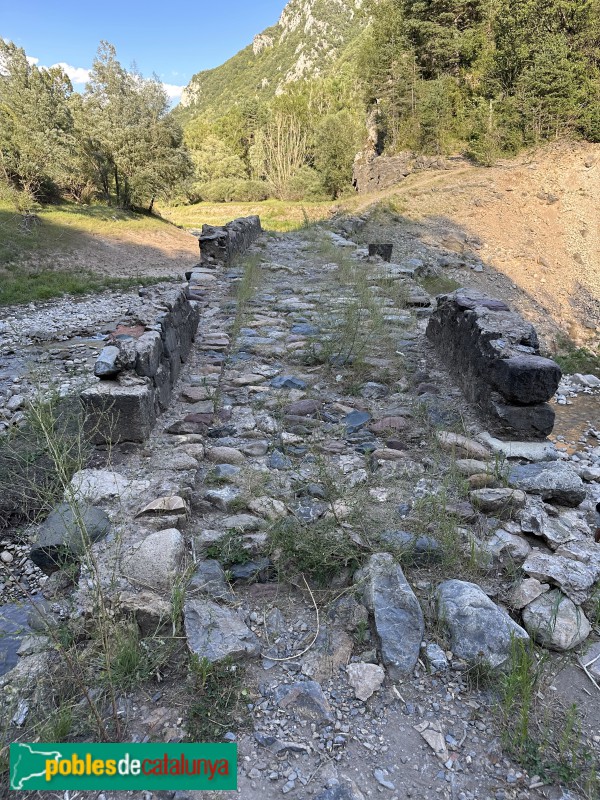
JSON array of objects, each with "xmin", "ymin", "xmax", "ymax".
[{"xmin": 352, "ymin": 142, "xmax": 600, "ymax": 350}]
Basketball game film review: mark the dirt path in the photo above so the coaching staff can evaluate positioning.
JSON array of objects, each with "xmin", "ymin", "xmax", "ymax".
[{"xmin": 351, "ymin": 142, "xmax": 600, "ymax": 350}]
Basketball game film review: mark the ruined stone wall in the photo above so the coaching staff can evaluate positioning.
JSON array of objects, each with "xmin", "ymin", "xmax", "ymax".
[
  {"xmin": 194, "ymin": 215, "xmax": 262, "ymax": 268},
  {"xmin": 426, "ymin": 289, "xmax": 562, "ymax": 438},
  {"xmin": 81, "ymin": 286, "xmax": 200, "ymax": 444},
  {"xmin": 352, "ymin": 150, "xmax": 464, "ymax": 194}
]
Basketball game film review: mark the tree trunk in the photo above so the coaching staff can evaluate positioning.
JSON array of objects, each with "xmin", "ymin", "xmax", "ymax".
[
  {"xmin": 148, "ymin": 195, "xmax": 155, "ymax": 214},
  {"xmin": 114, "ymin": 167, "xmax": 120, "ymax": 205}
]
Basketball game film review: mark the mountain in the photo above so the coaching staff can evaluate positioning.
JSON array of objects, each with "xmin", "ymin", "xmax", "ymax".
[{"xmin": 179, "ymin": 0, "xmax": 367, "ymax": 118}]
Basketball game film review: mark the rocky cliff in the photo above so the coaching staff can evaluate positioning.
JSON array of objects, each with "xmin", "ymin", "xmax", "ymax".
[{"xmin": 179, "ymin": 0, "xmax": 366, "ymax": 116}]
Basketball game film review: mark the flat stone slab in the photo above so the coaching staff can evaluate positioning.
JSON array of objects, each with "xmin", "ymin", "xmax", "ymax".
[
  {"xmin": 509, "ymin": 462, "xmax": 586, "ymax": 507},
  {"xmin": 358, "ymin": 553, "xmax": 424, "ymax": 679},
  {"xmin": 522, "ymin": 552, "xmax": 596, "ymax": 605},
  {"xmin": 477, "ymin": 432, "xmax": 559, "ymax": 462}
]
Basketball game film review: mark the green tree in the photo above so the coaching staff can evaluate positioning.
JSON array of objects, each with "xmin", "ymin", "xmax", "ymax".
[
  {"xmin": 0, "ymin": 40, "xmax": 76, "ymax": 205},
  {"xmin": 313, "ymin": 110, "xmax": 363, "ymax": 197},
  {"xmin": 250, "ymin": 96, "xmax": 311, "ymax": 199},
  {"xmin": 83, "ymin": 42, "xmax": 191, "ymax": 209}
]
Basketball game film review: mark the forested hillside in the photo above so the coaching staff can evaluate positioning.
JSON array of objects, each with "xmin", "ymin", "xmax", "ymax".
[
  {"xmin": 2, "ymin": 0, "xmax": 599, "ymax": 212},
  {"xmin": 177, "ymin": 0, "xmax": 600, "ymax": 203}
]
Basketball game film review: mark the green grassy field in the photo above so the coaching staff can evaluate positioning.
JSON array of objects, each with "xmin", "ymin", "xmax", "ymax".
[
  {"xmin": 159, "ymin": 198, "xmax": 340, "ymax": 232},
  {"xmin": 0, "ymin": 202, "xmax": 180, "ymax": 305}
]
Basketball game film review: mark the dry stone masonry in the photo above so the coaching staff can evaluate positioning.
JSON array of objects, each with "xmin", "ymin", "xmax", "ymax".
[
  {"xmin": 82, "ymin": 286, "xmax": 200, "ymax": 443},
  {"xmin": 192, "ymin": 214, "xmax": 262, "ymax": 269},
  {"xmin": 427, "ymin": 289, "xmax": 562, "ymax": 438}
]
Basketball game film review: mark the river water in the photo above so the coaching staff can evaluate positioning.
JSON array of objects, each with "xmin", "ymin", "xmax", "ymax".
[{"xmin": 551, "ymin": 393, "xmax": 600, "ymax": 454}]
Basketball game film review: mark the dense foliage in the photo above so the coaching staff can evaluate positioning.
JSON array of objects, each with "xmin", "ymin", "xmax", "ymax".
[
  {"xmin": 359, "ymin": 0, "xmax": 600, "ymax": 161},
  {"xmin": 0, "ymin": 41, "xmax": 191, "ymax": 209},
  {"xmin": 2, "ymin": 0, "xmax": 599, "ymax": 210}
]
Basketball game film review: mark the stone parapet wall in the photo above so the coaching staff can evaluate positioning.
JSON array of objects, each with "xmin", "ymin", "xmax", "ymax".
[
  {"xmin": 193, "ymin": 215, "xmax": 262, "ymax": 268},
  {"xmin": 82, "ymin": 286, "xmax": 200, "ymax": 444},
  {"xmin": 426, "ymin": 289, "xmax": 562, "ymax": 438}
]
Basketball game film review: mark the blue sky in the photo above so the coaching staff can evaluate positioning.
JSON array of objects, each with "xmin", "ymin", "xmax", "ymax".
[{"xmin": 1, "ymin": 0, "xmax": 286, "ymax": 102}]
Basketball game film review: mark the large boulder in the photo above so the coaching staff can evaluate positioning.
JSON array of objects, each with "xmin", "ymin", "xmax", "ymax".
[
  {"xmin": 30, "ymin": 503, "xmax": 110, "ymax": 573},
  {"xmin": 509, "ymin": 462, "xmax": 586, "ymax": 507},
  {"xmin": 522, "ymin": 590, "xmax": 591, "ymax": 650},
  {"xmin": 120, "ymin": 529, "xmax": 185, "ymax": 593},
  {"xmin": 357, "ymin": 553, "xmax": 423, "ymax": 679},
  {"xmin": 436, "ymin": 579, "xmax": 528, "ymax": 668}
]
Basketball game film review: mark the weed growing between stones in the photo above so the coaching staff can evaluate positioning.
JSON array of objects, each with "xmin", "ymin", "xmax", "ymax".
[
  {"xmin": 0, "ymin": 391, "xmax": 91, "ymax": 528},
  {"xmin": 206, "ymin": 530, "xmax": 254, "ymax": 567},
  {"xmin": 229, "ymin": 251, "xmax": 263, "ymax": 343},
  {"xmin": 187, "ymin": 655, "xmax": 249, "ymax": 742},
  {"xmin": 497, "ymin": 637, "xmax": 599, "ymax": 796},
  {"xmin": 267, "ymin": 516, "xmax": 364, "ymax": 587},
  {"xmin": 0, "ymin": 392, "xmax": 184, "ymax": 745}
]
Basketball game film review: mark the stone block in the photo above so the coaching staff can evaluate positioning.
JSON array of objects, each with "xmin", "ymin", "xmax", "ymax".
[
  {"xmin": 135, "ymin": 331, "xmax": 162, "ymax": 378},
  {"xmin": 81, "ymin": 380, "xmax": 156, "ymax": 444}
]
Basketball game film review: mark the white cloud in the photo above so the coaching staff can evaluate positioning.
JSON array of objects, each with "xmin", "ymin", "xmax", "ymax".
[
  {"xmin": 51, "ymin": 62, "xmax": 91, "ymax": 84},
  {"xmin": 26, "ymin": 55, "xmax": 39, "ymax": 66},
  {"xmin": 161, "ymin": 82, "xmax": 185, "ymax": 100}
]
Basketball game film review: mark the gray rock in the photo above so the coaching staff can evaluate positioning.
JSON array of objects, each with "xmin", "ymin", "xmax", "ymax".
[
  {"xmin": 509, "ymin": 462, "xmax": 586, "ymax": 507},
  {"xmin": 290, "ymin": 498, "xmax": 328, "ymax": 523},
  {"xmin": 522, "ymin": 552, "xmax": 597, "ymax": 605},
  {"xmin": 135, "ymin": 331, "xmax": 162, "ymax": 378},
  {"xmin": 425, "ymin": 643, "xmax": 449, "ymax": 673},
  {"xmin": 436, "ymin": 579, "xmax": 528, "ymax": 668},
  {"xmin": 509, "ymin": 578, "xmax": 550, "ymax": 610},
  {"xmin": 268, "ymin": 450, "xmax": 292, "ymax": 470},
  {"xmin": 315, "ymin": 783, "xmax": 364, "ymax": 800},
  {"xmin": 486, "ymin": 529, "xmax": 532, "ymax": 561},
  {"xmin": 346, "ymin": 662, "xmax": 385, "ymax": 701},
  {"xmin": 188, "ymin": 560, "xmax": 233, "ymax": 601},
  {"xmin": 212, "ymin": 464, "xmax": 241, "ymax": 481},
  {"xmin": 30, "ymin": 503, "xmax": 110, "ymax": 573},
  {"xmin": 120, "ymin": 591, "xmax": 172, "ymax": 635},
  {"xmin": 204, "ymin": 486, "xmax": 243, "ymax": 512},
  {"xmin": 358, "ymin": 553, "xmax": 424, "ymax": 679},
  {"xmin": 343, "ymin": 410, "xmax": 371, "ymax": 433},
  {"xmin": 477, "ymin": 432, "xmax": 558, "ymax": 462},
  {"xmin": 229, "ymin": 558, "xmax": 271, "ymax": 581},
  {"xmin": 379, "ymin": 531, "xmax": 442, "ymax": 564},
  {"xmin": 94, "ymin": 345, "xmax": 121, "ymax": 379},
  {"xmin": 555, "ymin": 539, "xmax": 600, "ymax": 580},
  {"xmin": 522, "ymin": 590, "xmax": 591, "ymax": 650},
  {"xmin": 274, "ymin": 680, "xmax": 333, "ymax": 722},
  {"xmin": 121, "ymin": 529, "xmax": 185, "ymax": 593},
  {"xmin": 184, "ymin": 598, "xmax": 260, "ymax": 662},
  {"xmin": 519, "ymin": 500, "xmax": 574, "ymax": 549},
  {"xmin": 270, "ymin": 375, "xmax": 308, "ymax": 389},
  {"xmin": 470, "ymin": 488, "xmax": 526, "ymax": 517},
  {"xmin": 221, "ymin": 514, "xmax": 265, "ymax": 531}
]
